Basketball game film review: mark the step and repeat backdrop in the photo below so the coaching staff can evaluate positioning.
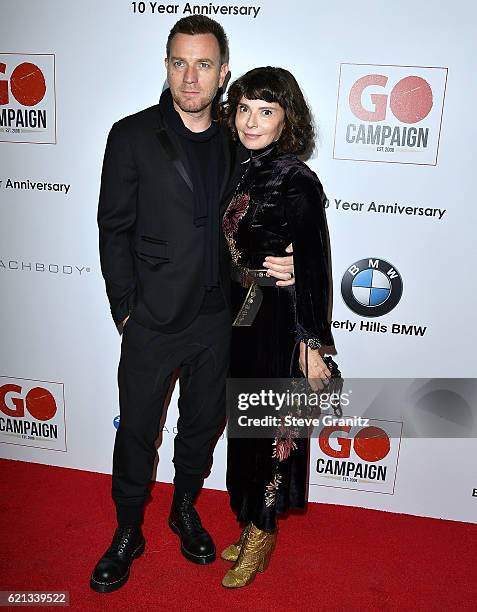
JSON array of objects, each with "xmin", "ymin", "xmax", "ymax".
[{"xmin": 1, "ymin": 0, "xmax": 476, "ymax": 523}]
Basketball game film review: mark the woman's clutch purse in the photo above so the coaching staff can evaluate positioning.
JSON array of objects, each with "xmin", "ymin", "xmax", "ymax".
[
  {"xmin": 323, "ymin": 355, "xmax": 341, "ymax": 379},
  {"xmin": 322, "ymin": 356, "xmax": 343, "ymax": 416}
]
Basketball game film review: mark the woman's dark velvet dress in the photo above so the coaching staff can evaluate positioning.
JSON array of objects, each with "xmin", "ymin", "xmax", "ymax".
[{"xmin": 223, "ymin": 144, "xmax": 334, "ymax": 531}]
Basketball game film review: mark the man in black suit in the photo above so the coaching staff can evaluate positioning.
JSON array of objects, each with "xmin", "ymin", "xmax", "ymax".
[{"xmin": 91, "ymin": 16, "xmax": 294, "ymax": 593}]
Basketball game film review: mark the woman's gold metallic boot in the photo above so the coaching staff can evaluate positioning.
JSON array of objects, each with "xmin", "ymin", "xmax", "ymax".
[
  {"xmin": 220, "ymin": 523, "xmax": 251, "ymax": 562},
  {"xmin": 222, "ymin": 523, "xmax": 277, "ymax": 588}
]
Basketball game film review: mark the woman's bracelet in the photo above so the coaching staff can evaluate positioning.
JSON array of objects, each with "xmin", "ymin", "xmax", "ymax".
[{"xmin": 302, "ymin": 337, "xmax": 321, "ymax": 350}]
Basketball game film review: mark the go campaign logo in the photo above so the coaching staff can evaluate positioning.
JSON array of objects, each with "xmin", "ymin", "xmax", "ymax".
[
  {"xmin": 0, "ymin": 377, "xmax": 66, "ymax": 451},
  {"xmin": 309, "ymin": 419, "xmax": 402, "ymax": 494},
  {"xmin": 333, "ymin": 63, "xmax": 447, "ymax": 165},
  {"xmin": 0, "ymin": 53, "xmax": 56, "ymax": 144}
]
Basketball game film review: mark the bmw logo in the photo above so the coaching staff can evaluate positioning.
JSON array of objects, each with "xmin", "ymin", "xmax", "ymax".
[
  {"xmin": 113, "ymin": 415, "xmax": 120, "ymax": 430},
  {"xmin": 341, "ymin": 258, "xmax": 403, "ymax": 317}
]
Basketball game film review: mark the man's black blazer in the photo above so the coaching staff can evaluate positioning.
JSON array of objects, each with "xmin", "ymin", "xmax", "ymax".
[{"xmin": 98, "ymin": 101, "xmax": 235, "ymax": 333}]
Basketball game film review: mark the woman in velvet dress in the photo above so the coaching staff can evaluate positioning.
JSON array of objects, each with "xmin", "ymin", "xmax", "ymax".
[{"xmin": 219, "ymin": 67, "xmax": 335, "ymax": 588}]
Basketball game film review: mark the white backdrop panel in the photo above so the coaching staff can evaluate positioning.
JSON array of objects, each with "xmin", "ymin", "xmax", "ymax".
[{"xmin": 1, "ymin": 0, "xmax": 476, "ymax": 523}]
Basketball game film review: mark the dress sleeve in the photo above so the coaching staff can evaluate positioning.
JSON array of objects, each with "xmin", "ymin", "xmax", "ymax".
[{"xmin": 284, "ymin": 165, "xmax": 334, "ymax": 347}]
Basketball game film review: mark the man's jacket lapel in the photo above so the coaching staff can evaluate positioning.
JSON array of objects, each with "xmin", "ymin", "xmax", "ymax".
[{"xmin": 154, "ymin": 125, "xmax": 194, "ymax": 192}]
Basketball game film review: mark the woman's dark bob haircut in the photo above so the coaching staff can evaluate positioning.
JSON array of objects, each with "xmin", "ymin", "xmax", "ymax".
[{"xmin": 219, "ymin": 66, "xmax": 315, "ymax": 156}]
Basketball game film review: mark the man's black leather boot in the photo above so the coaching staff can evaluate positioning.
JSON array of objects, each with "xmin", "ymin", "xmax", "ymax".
[
  {"xmin": 168, "ymin": 491, "xmax": 216, "ymax": 564},
  {"xmin": 90, "ymin": 525, "xmax": 145, "ymax": 593}
]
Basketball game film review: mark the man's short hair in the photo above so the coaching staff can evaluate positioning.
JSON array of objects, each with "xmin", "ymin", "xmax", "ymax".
[{"xmin": 166, "ymin": 15, "xmax": 229, "ymax": 64}]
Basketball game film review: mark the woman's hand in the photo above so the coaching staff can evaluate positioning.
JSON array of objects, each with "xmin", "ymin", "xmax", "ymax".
[
  {"xmin": 263, "ymin": 243, "xmax": 295, "ymax": 287},
  {"xmin": 299, "ymin": 342, "xmax": 331, "ymax": 391}
]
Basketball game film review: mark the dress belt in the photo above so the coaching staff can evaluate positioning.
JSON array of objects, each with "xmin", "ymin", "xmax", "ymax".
[{"xmin": 230, "ymin": 263, "xmax": 277, "ymax": 327}]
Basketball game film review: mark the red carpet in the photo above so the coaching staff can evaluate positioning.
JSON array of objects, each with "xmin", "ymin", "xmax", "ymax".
[{"xmin": 0, "ymin": 459, "xmax": 476, "ymax": 611}]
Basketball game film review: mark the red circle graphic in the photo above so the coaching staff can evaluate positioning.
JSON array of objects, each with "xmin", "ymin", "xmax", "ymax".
[
  {"xmin": 25, "ymin": 387, "xmax": 57, "ymax": 421},
  {"xmin": 390, "ymin": 76, "xmax": 433, "ymax": 124},
  {"xmin": 10, "ymin": 62, "xmax": 46, "ymax": 107},
  {"xmin": 353, "ymin": 426, "xmax": 390, "ymax": 462}
]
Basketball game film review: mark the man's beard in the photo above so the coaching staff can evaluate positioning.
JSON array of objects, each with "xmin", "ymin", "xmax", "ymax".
[{"xmin": 172, "ymin": 91, "xmax": 216, "ymax": 114}]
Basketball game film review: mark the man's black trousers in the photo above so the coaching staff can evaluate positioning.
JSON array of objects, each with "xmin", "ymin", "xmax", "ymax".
[{"xmin": 112, "ymin": 308, "xmax": 231, "ymax": 526}]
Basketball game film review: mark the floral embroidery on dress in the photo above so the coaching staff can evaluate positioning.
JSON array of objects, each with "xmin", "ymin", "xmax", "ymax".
[
  {"xmin": 223, "ymin": 193, "xmax": 250, "ymax": 238},
  {"xmin": 264, "ymin": 472, "xmax": 282, "ymax": 507},
  {"xmin": 271, "ymin": 411, "xmax": 300, "ymax": 462},
  {"xmin": 272, "ymin": 433, "xmax": 298, "ymax": 462},
  {"xmin": 223, "ymin": 192, "xmax": 250, "ymax": 265},
  {"xmin": 226, "ymin": 235, "xmax": 242, "ymax": 266}
]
